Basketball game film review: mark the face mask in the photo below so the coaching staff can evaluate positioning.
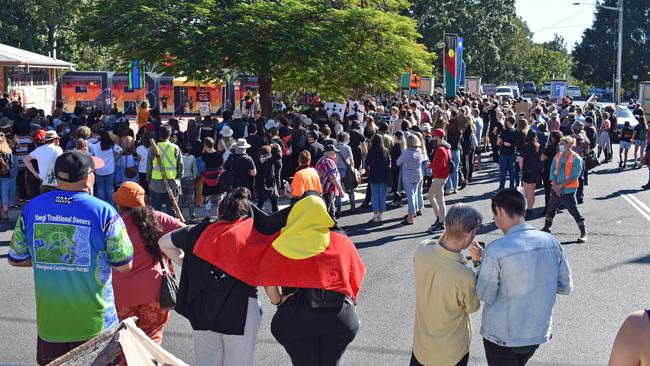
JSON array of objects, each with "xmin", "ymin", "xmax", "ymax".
[{"xmin": 559, "ymin": 145, "xmax": 565, "ymax": 153}]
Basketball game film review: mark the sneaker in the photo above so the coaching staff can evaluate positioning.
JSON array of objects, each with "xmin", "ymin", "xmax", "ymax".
[
  {"xmin": 541, "ymin": 226, "xmax": 552, "ymax": 233},
  {"xmin": 429, "ymin": 223, "xmax": 445, "ymax": 232},
  {"xmin": 577, "ymin": 235, "xmax": 587, "ymax": 243}
]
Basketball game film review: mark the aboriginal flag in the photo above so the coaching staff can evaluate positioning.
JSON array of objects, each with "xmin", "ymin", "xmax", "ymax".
[
  {"xmin": 192, "ymin": 192, "xmax": 366, "ymax": 299},
  {"xmin": 444, "ymin": 33, "xmax": 458, "ymax": 99}
]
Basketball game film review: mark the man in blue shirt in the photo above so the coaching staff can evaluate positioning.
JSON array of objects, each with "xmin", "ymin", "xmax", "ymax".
[
  {"xmin": 477, "ymin": 188, "xmax": 572, "ymax": 366},
  {"xmin": 542, "ymin": 135, "xmax": 587, "ymax": 242}
]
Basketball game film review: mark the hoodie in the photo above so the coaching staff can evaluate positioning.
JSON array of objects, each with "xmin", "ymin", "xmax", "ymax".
[{"xmin": 429, "ymin": 140, "xmax": 452, "ymax": 179}]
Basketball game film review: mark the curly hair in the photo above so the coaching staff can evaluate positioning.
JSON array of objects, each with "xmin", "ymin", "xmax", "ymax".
[{"xmin": 129, "ymin": 206, "xmax": 164, "ymax": 262}]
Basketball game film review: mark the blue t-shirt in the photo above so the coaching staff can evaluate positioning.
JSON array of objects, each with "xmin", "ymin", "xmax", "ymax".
[{"xmin": 9, "ymin": 190, "xmax": 133, "ymax": 342}]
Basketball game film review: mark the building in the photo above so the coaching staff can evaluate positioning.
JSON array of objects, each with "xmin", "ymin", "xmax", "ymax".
[{"xmin": 0, "ymin": 43, "xmax": 73, "ymax": 113}]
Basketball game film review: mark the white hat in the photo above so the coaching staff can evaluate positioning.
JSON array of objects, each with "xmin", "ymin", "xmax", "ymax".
[
  {"xmin": 334, "ymin": 123, "xmax": 343, "ymax": 135},
  {"xmin": 420, "ymin": 123, "xmax": 432, "ymax": 132},
  {"xmin": 265, "ymin": 119, "xmax": 278, "ymax": 130},
  {"xmin": 234, "ymin": 138, "xmax": 251, "ymax": 150},
  {"xmin": 300, "ymin": 114, "xmax": 312, "ymax": 126},
  {"xmin": 220, "ymin": 126, "xmax": 233, "ymax": 137}
]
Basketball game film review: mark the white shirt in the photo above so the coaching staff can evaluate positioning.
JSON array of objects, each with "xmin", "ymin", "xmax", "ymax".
[
  {"xmin": 93, "ymin": 142, "xmax": 122, "ymax": 176},
  {"xmin": 29, "ymin": 143, "xmax": 63, "ymax": 186},
  {"xmin": 136, "ymin": 145, "xmax": 149, "ymax": 173}
]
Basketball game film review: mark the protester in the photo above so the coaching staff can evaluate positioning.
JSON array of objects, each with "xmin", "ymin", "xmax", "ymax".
[
  {"xmin": 315, "ymin": 145, "xmax": 344, "ymax": 218},
  {"xmin": 445, "ymin": 111, "xmax": 464, "ymax": 193},
  {"xmin": 0, "ymin": 132, "xmax": 14, "ymax": 219},
  {"xmin": 427, "ymin": 128, "xmax": 451, "ymax": 231},
  {"xmin": 608, "ymin": 309, "xmax": 650, "ymax": 365},
  {"xmin": 411, "ymin": 204, "xmax": 483, "ymax": 366},
  {"xmin": 335, "ymin": 132, "xmax": 356, "ymax": 215},
  {"xmin": 477, "ymin": 188, "xmax": 572, "ymax": 366},
  {"xmin": 148, "ymin": 125, "xmax": 184, "ymax": 217},
  {"xmin": 307, "ymin": 130, "xmax": 324, "ymax": 167},
  {"xmin": 365, "ymin": 134, "xmax": 390, "ymax": 222},
  {"xmin": 289, "ymin": 149, "xmax": 321, "ymax": 202},
  {"xmin": 8, "ymin": 151, "xmax": 133, "ymax": 365},
  {"xmin": 541, "ymin": 131, "xmax": 562, "ymax": 214},
  {"xmin": 158, "ymin": 188, "xmax": 262, "ymax": 366},
  {"xmin": 112, "ymin": 182, "xmax": 184, "ymax": 353},
  {"xmin": 180, "ymin": 143, "xmax": 198, "ymax": 219},
  {"xmin": 632, "ymin": 115, "xmax": 647, "ymax": 167},
  {"xmin": 136, "ymin": 134, "xmax": 152, "ymax": 195},
  {"xmin": 23, "ymin": 130, "xmax": 62, "ymax": 194},
  {"xmin": 397, "ymin": 135, "xmax": 424, "ymax": 225},
  {"xmin": 257, "ymin": 145, "xmax": 282, "ymax": 212},
  {"xmin": 224, "ymin": 138, "xmax": 257, "ymax": 192},
  {"xmin": 497, "ymin": 116, "xmax": 517, "ymax": 190},
  {"xmin": 517, "ymin": 131, "xmax": 541, "ymax": 217},
  {"xmin": 597, "ymin": 112, "xmax": 612, "ymax": 163},
  {"xmin": 390, "ymin": 130, "xmax": 406, "ymax": 204},
  {"xmin": 542, "ymin": 136, "xmax": 587, "ymax": 242}
]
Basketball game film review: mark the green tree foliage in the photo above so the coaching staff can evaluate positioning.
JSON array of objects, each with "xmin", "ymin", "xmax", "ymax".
[
  {"xmin": 571, "ymin": 0, "xmax": 650, "ymax": 91},
  {"xmin": 411, "ymin": 0, "xmax": 573, "ymax": 86},
  {"xmin": 82, "ymin": 0, "xmax": 434, "ymax": 115},
  {"xmin": 0, "ymin": 0, "xmax": 115, "ymax": 70}
]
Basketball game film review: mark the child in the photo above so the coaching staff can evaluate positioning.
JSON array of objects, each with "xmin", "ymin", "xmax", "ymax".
[
  {"xmin": 181, "ymin": 143, "xmax": 197, "ymax": 219},
  {"xmin": 619, "ymin": 121, "xmax": 634, "ymax": 169}
]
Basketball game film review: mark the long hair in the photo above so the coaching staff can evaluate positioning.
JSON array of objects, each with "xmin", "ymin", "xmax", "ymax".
[
  {"xmin": 368, "ymin": 134, "xmax": 385, "ymax": 159},
  {"xmin": 526, "ymin": 131, "xmax": 540, "ymax": 153},
  {"xmin": 0, "ymin": 134, "xmax": 11, "ymax": 154},
  {"xmin": 129, "ymin": 206, "xmax": 164, "ymax": 262},
  {"xmin": 99, "ymin": 130, "xmax": 114, "ymax": 151}
]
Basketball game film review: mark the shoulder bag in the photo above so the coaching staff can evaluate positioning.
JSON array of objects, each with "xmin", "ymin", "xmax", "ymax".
[
  {"xmin": 159, "ymin": 256, "xmax": 179, "ymax": 310},
  {"xmin": 338, "ymin": 150, "xmax": 359, "ymax": 191}
]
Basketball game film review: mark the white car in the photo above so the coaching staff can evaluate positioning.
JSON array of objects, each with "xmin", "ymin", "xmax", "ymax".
[
  {"xmin": 495, "ymin": 86, "xmax": 514, "ymax": 99},
  {"xmin": 566, "ymin": 86, "xmax": 582, "ymax": 98}
]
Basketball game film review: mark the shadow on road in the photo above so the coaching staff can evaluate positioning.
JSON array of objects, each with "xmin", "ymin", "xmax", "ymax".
[
  {"xmin": 593, "ymin": 253, "xmax": 650, "ymax": 273},
  {"xmin": 594, "ymin": 189, "xmax": 641, "ymax": 200}
]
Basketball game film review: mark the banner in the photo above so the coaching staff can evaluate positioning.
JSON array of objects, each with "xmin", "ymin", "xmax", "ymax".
[
  {"xmin": 128, "ymin": 59, "xmax": 145, "ymax": 90},
  {"xmin": 324, "ymin": 102, "xmax": 345, "ymax": 118},
  {"xmin": 119, "ymin": 318, "xmax": 189, "ymax": 366},
  {"xmin": 444, "ymin": 33, "xmax": 458, "ymax": 99},
  {"xmin": 460, "ymin": 60, "xmax": 466, "ymax": 89},
  {"xmin": 456, "ymin": 37, "xmax": 464, "ymax": 86}
]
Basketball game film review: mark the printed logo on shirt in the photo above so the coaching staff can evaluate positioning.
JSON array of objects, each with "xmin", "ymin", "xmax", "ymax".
[{"xmin": 55, "ymin": 195, "xmax": 73, "ymax": 204}]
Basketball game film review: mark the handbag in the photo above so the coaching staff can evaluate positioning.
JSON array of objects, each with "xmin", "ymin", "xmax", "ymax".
[
  {"xmin": 338, "ymin": 151, "xmax": 359, "ymax": 191},
  {"xmin": 584, "ymin": 150, "xmax": 600, "ymax": 171},
  {"xmin": 159, "ymin": 256, "xmax": 179, "ymax": 311}
]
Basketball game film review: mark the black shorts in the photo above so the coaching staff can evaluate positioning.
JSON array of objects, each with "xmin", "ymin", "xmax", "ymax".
[
  {"xmin": 37, "ymin": 337, "xmax": 86, "ymax": 365},
  {"xmin": 522, "ymin": 171, "xmax": 540, "ymax": 184}
]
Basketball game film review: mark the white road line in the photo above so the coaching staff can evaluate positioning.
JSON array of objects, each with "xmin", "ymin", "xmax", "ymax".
[
  {"xmin": 621, "ymin": 194, "xmax": 650, "ymax": 221},
  {"xmin": 627, "ymin": 194, "xmax": 650, "ymax": 215}
]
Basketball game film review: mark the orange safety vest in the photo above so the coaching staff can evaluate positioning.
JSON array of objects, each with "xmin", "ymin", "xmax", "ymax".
[{"xmin": 554, "ymin": 152, "xmax": 579, "ymax": 189}]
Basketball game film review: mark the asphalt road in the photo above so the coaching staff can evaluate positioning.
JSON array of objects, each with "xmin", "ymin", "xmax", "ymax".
[{"xmin": 1, "ymin": 146, "xmax": 649, "ymax": 366}]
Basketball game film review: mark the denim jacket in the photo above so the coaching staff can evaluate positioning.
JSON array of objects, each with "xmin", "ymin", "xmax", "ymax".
[{"xmin": 477, "ymin": 223, "xmax": 572, "ymax": 347}]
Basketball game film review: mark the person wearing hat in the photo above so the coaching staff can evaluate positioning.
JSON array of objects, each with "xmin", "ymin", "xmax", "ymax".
[
  {"xmin": 223, "ymin": 138, "xmax": 256, "ymax": 192},
  {"xmin": 315, "ymin": 144, "xmax": 345, "ymax": 218},
  {"xmin": 307, "ymin": 130, "xmax": 324, "ymax": 167},
  {"xmin": 428, "ymin": 128, "xmax": 452, "ymax": 231},
  {"xmin": 23, "ymin": 130, "xmax": 62, "ymax": 195},
  {"xmin": 218, "ymin": 125, "xmax": 235, "ymax": 162},
  {"xmin": 147, "ymin": 125, "xmax": 184, "ymax": 218},
  {"xmin": 8, "ymin": 151, "xmax": 134, "ymax": 365},
  {"xmin": 111, "ymin": 182, "xmax": 185, "ymax": 355}
]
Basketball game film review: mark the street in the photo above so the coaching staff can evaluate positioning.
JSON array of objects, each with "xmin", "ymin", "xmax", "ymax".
[{"xmin": 1, "ymin": 147, "xmax": 649, "ymax": 366}]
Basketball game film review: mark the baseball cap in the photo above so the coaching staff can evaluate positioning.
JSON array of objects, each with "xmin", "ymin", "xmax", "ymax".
[
  {"xmin": 308, "ymin": 130, "xmax": 319, "ymax": 140},
  {"xmin": 55, "ymin": 151, "xmax": 105, "ymax": 183},
  {"xmin": 33, "ymin": 129, "xmax": 47, "ymax": 143},
  {"xmin": 324, "ymin": 144, "xmax": 340, "ymax": 153},
  {"xmin": 432, "ymin": 128, "xmax": 445, "ymax": 138}
]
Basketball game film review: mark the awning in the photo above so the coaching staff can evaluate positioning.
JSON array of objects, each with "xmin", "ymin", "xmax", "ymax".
[{"xmin": 0, "ymin": 43, "xmax": 73, "ymax": 69}]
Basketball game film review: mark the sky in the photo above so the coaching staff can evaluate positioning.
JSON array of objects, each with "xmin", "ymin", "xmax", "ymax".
[{"xmin": 515, "ymin": 0, "xmax": 597, "ymax": 50}]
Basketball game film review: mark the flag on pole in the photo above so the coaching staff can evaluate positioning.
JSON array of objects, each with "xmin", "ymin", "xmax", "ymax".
[
  {"xmin": 460, "ymin": 60, "xmax": 466, "ymax": 89},
  {"xmin": 443, "ymin": 33, "xmax": 458, "ymax": 99},
  {"xmin": 456, "ymin": 37, "xmax": 464, "ymax": 86},
  {"xmin": 128, "ymin": 59, "xmax": 145, "ymax": 90}
]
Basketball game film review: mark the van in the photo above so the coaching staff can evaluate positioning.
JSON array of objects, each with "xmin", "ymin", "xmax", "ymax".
[{"xmin": 523, "ymin": 81, "xmax": 536, "ymax": 94}]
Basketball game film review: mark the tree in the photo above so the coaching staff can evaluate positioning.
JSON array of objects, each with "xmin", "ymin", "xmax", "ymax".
[
  {"xmin": 82, "ymin": 0, "xmax": 434, "ymax": 116},
  {"xmin": 572, "ymin": 0, "xmax": 650, "ymax": 91}
]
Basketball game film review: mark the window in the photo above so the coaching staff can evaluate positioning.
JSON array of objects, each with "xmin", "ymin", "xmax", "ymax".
[{"xmin": 4, "ymin": 67, "xmax": 52, "ymax": 87}]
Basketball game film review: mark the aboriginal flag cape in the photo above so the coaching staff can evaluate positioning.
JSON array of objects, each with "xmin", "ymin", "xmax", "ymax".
[{"xmin": 192, "ymin": 192, "xmax": 366, "ymax": 299}]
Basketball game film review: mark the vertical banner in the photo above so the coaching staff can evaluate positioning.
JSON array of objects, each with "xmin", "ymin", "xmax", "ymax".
[
  {"xmin": 456, "ymin": 37, "xmax": 464, "ymax": 86},
  {"xmin": 401, "ymin": 72, "xmax": 411, "ymax": 89},
  {"xmin": 128, "ymin": 59, "xmax": 145, "ymax": 90},
  {"xmin": 444, "ymin": 33, "xmax": 458, "ymax": 99},
  {"xmin": 460, "ymin": 60, "xmax": 466, "ymax": 89}
]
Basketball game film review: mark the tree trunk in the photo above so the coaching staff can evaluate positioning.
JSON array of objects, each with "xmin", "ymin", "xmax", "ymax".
[
  {"xmin": 48, "ymin": 24, "xmax": 59, "ymax": 59},
  {"xmin": 258, "ymin": 74, "xmax": 273, "ymax": 118}
]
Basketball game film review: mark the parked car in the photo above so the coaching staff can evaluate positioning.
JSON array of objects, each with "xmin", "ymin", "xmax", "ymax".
[
  {"xmin": 566, "ymin": 86, "xmax": 582, "ymax": 98},
  {"xmin": 495, "ymin": 86, "xmax": 514, "ymax": 99},
  {"xmin": 588, "ymin": 87, "xmax": 605, "ymax": 99},
  {"xmin": 510, "ymin": 85, "xmax": 521, "ymax": 99},
  {"xmin": 604, "ymin": 105, "xmax": 638, "ymax": 142},
  {"xmin": 523, "ymin": 81, "xmax": 536, "ymax": 94}
]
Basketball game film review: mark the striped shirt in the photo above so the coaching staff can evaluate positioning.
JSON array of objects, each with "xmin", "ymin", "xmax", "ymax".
[
  {"xmin": 15, "ymin": 135, "xmax": 33, "ymax": 170},
  {"xmin": 397, "ymin": 147, "xmax": 424, "ymax": 184}
]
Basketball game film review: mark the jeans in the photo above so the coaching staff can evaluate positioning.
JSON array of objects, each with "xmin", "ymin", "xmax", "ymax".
[
  {"xmin": 0, "ymin": 178, "xmax": 10, "ymax": 208},
  {"xmin": 498, "ymin": 155, "xmax": 516, "ymax": 189},
  {"xmin": 446, "ymin": 149, "xmax": 461, "ymax": 190},
  {"xmin": 151, "ymin": 191, "xmax": 177, "ymax": 217},
  {"xmin": 8, "ymin": 158, "xmax": 18, "ymax": 205},
  {"xmin": 483, "ymin": 339, "xmax": 538, "ymax": 366},
  {"xmin": 403, "ymin": 180, "xmax": 420, "ymax": 214},
  {"xmin": 323, "ymin": 193, "xmax": 336, "ymax": 218},
  {"xmin": 427, "ymin": 178, "xmax": 447, "ymax": 222},
  {"xmin": 180, "ymin": 177, "xmax": 195, "ymax": 218},
  {"xmin": 370, "ymin": 183, "xmax": 387, "ymax": 212},
  {"xmin": 416, "ymin": 179, "xmax": 424, "ymax": 212},
  {"xmin": 335, "ymin": 166, "xmax": 355, "ymax": 208},
  {"xmin": 95, "ymin": 173, "xmax": 114, "ymax": 205},
  {"xmin": 461, "ymin": 147, "xmax": 475, "ymax": 183}
]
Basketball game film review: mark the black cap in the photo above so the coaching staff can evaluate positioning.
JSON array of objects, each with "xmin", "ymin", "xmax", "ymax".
[
  {"xmin": 55, "ymin": 151, "xmax": 104, "ymax": 183},
  {"xmin": 308, "ymin": 130, "xmax": 319, "ymax": 140},
  {"xmin": 324, "ymin": 144, "xmax": 340, "ymax": 153}
]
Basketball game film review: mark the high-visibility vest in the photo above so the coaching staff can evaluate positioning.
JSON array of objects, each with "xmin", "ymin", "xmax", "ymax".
[
  {"xmin": 151, "ymin": 141, "xmax": 177, "ymax": 180},
  {"xmin": 554, "ymin": 151, "xmax": 579, "ymax": 189}
]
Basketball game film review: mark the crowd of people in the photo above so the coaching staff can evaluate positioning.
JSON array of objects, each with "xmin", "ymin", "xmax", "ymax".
[{"xmin": 3, "ymin": 89, "xmax": 650, "ymax": 366}]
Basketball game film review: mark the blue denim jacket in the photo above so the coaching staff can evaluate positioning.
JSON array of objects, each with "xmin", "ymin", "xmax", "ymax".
[{"xmin": 477, "ymin": 223, "xmax": 572, "ymax": 347}]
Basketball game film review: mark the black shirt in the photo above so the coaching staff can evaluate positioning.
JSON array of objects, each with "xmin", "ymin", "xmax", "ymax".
[
  {"xmin": 170, "ymin": 221, "xmax": 256, "ymax": 335},
  {"xmin": 309, "ymin": 141, "xmax": 325, "ymax": 166},
  {"xmin": 447, "ymin": 131, "xmax": 462, "ymax": 150},
  {"xmin": 499, "ymin": 127, "xmax": 517, "ymax": 156},
  {"xmin": 202, "ymin": 151, "xmax": 223, "ymax": 170},
  {"xmin": 519, "ymin": 142, "xmax": 541, "ymax": 173},
  {"xmin": 225, "ymin": 153, "xmax": 256, "ymax": 190},
  {"xmin": 365, "ymin": 150, "xmax": 390, "ymax": 183}
]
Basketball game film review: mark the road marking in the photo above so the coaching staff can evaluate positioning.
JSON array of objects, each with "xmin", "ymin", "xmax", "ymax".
[{"xmin": 621, "ymin": 194, "xmax": 650, "ymax": 221}]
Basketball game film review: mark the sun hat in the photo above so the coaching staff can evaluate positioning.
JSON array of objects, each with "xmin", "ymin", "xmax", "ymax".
[
  {"xmin": 43, "ymin": 131, "xmax": 60, "ymax": 142},
  {"xmin": 234, "ymin": 138, "xmax": 251, "ymax": 150},
  {"xmin": 220, "ymin": 125, "xmax": 234, "ymax": 137},
  {"xmin": 113, "ymin": 181, "xmax": 146, "ymax": 208}
]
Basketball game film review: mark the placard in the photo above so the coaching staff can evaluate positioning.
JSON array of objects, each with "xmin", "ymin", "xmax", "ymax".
[
  {"xmin": 324, "ymin": 102, "xmax": 345, "ymax": 118},
  {"xmin": 199, "ymin": 102, "xmax": 210, "ymax": 116}
]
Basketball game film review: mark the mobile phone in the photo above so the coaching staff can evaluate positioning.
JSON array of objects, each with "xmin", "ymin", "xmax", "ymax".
[{"xmin": 477, "ymin": 241, "xmax": 486, "ymax": 249}]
